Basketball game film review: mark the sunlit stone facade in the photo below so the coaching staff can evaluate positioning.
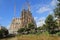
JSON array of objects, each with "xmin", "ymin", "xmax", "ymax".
[{"xmin": 9, "ymin": 1, "xmax": 36, "ymax": 34}]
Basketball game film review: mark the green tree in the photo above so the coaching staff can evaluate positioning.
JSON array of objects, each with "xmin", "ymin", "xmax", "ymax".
[
  {"xmin": 0, "ymin": 30, "xmax": 4, "ymax": 37},
  {"xmin": 0, "ymin": 29, "xmax": 8, "ymax": 38},
  {"xmin": 28, "ymin": 23, "xmax": 35, "ymax": 29},
  {"xmin": 28, "ymin": 23, "xmax": 36, "ymax": 34},
  {"xmin": 18, "ymin": 23, "xmax": 36, "ymax": 34},
  {"xmin": 54, "ymin": 0, "xmax": 60, "ymax": 27},
  {"xmin": 45, "ymin": 15, "xmax": 58, "ymax": 34},
  {"xmin": 37, "ymin": 24, "xmax": 46, "ymax": 31},
  {"xmin": 18, "ymin": 28, "xmax": 25, "ymax": 34}
]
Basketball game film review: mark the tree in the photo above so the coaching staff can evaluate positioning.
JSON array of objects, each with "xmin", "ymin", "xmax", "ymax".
[
  {"xmin": 54, "ymin": 0, "xmax": 60, "ymax": 27},
  {"xmin": 0, "ymin": 30, "xmax": 4, "ymax": 38},
  {"xmin": 45, "ymin": 15, "xmax": 58, "ymax": 34},
  {"xmin": 27, "ymin": 23, "xmax": 36, "ymax": 34},
  {"xmin": 28, "ymin": 23, "xmax": 35, "ymax": 29},
  {"xmin": 18, "ymin": 23, "xmax": 36, "ymax": 34},
  {"xmin": 0, "ymin": 29, "xmax": 8, "ymax": 38},
  {"xmin": 37, "ymin": 24, "xmax": 46, "ymax": 31},
  {"xmin": 18, "ymin": 28, "xmax": 25, "ymax": 34}
]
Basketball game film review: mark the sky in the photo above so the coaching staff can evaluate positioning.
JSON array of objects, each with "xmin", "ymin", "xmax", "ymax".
[{"xmin": 0, "ymin": 0, "xmax": 58, "ymax": 29}]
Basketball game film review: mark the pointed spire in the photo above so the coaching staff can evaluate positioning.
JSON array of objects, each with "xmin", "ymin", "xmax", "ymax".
[
  {"xmin": 14, "ymin": 1, "xmax": 16, "ymax": 18},
  {"xmin": 22, "ymin": 0, "xmax": 31, "ymax": 11},
  {"xmin": 26, "ymin": 0, "xmax": 31, "ymax": 11}
]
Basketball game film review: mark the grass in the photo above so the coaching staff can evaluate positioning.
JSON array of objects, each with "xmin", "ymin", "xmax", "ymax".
[{"xmin": 0, "ymin": 33, "xmax": 60, "ymax": 40}]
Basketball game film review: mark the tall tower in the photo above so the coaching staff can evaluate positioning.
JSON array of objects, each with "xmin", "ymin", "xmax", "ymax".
[
  {"xmin": 9, "ymin": 2, "xmax": 21, "ymax": 34},
  {"xmin": 9, "ymin": 0, "xmax": 36, "ymax": 34},
  {"xmin": 21, "ymin": 0, "xmax": 36, "ymax": 28}
]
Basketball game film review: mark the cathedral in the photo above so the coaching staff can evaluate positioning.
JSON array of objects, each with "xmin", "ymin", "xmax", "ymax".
[{"xmin": 9, "ymin": 1, "xmax": 36, "ymax": 34}]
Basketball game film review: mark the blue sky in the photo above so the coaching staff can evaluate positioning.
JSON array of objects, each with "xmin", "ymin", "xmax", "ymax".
[{"xmin": 0, "ymin": 0, "xmax": 57, "ymax": 28}]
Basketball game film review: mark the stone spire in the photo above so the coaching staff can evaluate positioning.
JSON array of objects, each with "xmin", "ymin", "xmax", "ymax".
[
  {"xmin": 14, "ymin": 1, "xmax": 16, "ymax": 18},
  {"xmin": 22, "ymin": 0, "xmax": 31, "ymax": 11},
  {"xmin": 26, "ymin": 0, "xmax": 31, "ymax": 11},
  {"xmin": 20, "ymin": 0, "xmax": 36, "ymax": 28}
]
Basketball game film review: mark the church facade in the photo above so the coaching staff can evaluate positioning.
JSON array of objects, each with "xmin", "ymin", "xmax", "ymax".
[{"xmin": 9, "ymin": 1, "xmax": 36, "ymax": 34}]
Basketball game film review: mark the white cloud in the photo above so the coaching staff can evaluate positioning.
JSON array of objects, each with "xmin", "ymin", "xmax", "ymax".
[
  {"xmin": 37, "ymin": 6, "xmax": 51, "ymax": 13},
  {"xmin": 34, "ymin": 17, "xmax": 45, "ymax": 27},
  {"xmin": 37, "ymin": 17, "xmax": 45, "ymax": 27},
  {"xmin": 6, "ymin": 22, "xmax": 11, "ymax": 29},
  {"xmin": 36, "ymin": 0, "xmax": 58, "ymax": 14},
  {"xmin": 49, "ymin": 11, "xmax": 53, "ymax": 14},
  {"xmin": 50, "ymin": 0, "xmax": 57, "ymax": 7},
  {"xmin": 34, "ymin": 0, "xmax": 58, "ymax": 27},
  {"xmin": 34, "ymin": 17, "xmax": 38, "ymax": 21},
  {"xmin": 6, "ymin": 25, "xmax": 10, "ymax": 29}
]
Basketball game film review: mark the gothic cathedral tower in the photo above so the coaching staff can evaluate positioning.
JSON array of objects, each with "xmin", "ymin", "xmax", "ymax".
[
  {"xmin": 21, "ymin": 1, "xmax": 36, "ymax": 28},
  {"xmin": 9, "ymin": 0, "xmax": 36, "ymax": 34}
]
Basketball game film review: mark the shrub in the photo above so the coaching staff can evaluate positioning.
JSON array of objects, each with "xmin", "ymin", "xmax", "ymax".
[
  {"xmin": 0, "ymin": 29, "xmax": 8, "ymax": 38},
  {"xmin": 44, "ymin": 31, "xmax": 49, "ymax": 36},
  {"xmin": 56, "ymin": 32, "xmax": 60, "ymax": 36}
]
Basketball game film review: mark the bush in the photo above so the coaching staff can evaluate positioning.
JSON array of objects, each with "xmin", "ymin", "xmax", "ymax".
[
  {"xmin": 35, "ymin": 32, "xmax": 41, "ymax": 35},
  {"xmin": 18, "ymin": 23, "xmax": 37, "ymax": 34},
  {"xmin": 0, "ymin": 29, "xmax": 8, "ymax": 38},
  {"xmin": 56, "ymin": 32, "xmax": 60, "ymax": 36},
  {"xmin": 0, "ymin": 30, "xmax": 3, "ymax": 38},
  {"xmin": 44, "ymin": 31, "xmax": 49, "ymax": 36}
]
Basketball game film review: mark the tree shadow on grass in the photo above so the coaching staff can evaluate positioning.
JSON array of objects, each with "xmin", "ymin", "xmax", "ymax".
[{"xmin": 0, "ymin": 34, "xmax": 15, "ymax": 39}]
